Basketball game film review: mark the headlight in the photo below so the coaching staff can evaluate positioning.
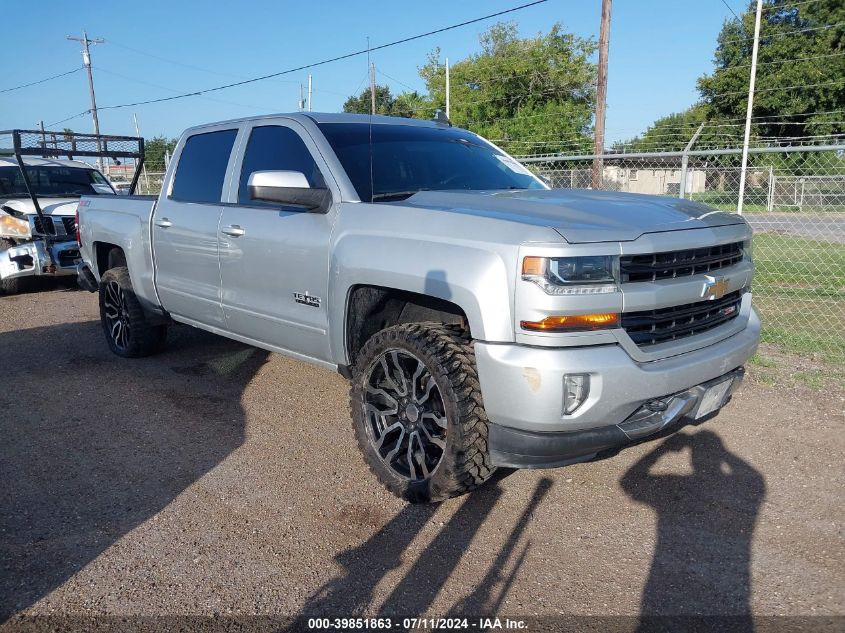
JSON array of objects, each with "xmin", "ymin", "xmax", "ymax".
[
  {"xmin": 742, "ymin": 238, "xmax": 753, "ymax": 263},
  {"xmin": 743, "ymin": 238, "xmax": 753, "ymax": 289},
  {"xmin": 0, "ymin": 212, "xmax": 31, "ymax": 239},
  {"xmin": 522, "ymin": 256, "xmax": 618, "ymax": 295}
]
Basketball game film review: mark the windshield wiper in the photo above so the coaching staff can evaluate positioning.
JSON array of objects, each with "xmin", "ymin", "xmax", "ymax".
[{"xmin": 371, "ymin": 191, "xmax": 424, "ymax": 202}]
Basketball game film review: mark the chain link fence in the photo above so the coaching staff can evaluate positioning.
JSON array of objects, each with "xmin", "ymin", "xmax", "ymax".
[
  {"xmin": 106, "ymin": 143, "xmax": 844, "ymax": 360},
  {"xmin": 134, "ymin": 171, "xmax": 166, "ymax": 196},
  {"xmin": 521, "ymin": 145, "xmax": 845, "ymax": 361}
]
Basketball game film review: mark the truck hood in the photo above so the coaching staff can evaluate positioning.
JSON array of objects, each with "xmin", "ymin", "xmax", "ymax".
[
  {"xmin": 0, "ymin": 197, "xmax": 80, "ymax": 217},
  {"xmin": 400, "ymin": 189, "xmax": 746, "ymax": 243}
]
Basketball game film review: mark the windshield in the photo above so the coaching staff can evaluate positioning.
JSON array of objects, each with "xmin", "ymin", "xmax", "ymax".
[
  {"xmin": 0, "ymin": 165, "xmax": 115, "ymax": 197},
  {"xmin": 317, "ymin": 122, "xmax": 545, "ymax": 202}
]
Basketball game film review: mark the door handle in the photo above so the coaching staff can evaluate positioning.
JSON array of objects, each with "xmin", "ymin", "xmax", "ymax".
[
  {"xmin": 155, "ymin": 218, "xmax": 173, "ymax": 228},
  {"xmin": 221, "ymin": 224, "xmax": 245, "ymax": 237}
]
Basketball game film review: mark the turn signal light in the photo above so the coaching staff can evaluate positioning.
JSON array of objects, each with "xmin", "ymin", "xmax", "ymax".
[
  {"xmin": 520, "ymin": 313, "xmax": 620, "ymax": 332},
  {"xmin": 522, "ymin": 256, "xmax": 546, "ymax": 276}
]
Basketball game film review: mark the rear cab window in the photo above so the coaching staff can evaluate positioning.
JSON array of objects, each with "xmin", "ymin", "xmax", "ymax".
[{"xmin": 170, "ymin": 129, "xmax": 238, "ymax": 203}]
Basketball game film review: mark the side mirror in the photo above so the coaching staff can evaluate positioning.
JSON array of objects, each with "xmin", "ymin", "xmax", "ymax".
[{"xmin": 248, "ymin": 170, "xmax": 331, "ymax": 211}]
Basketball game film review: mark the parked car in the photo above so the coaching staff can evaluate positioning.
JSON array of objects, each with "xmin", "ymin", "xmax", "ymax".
[
  {"xmin": 0, "ymin": 130, "xmax": 143, "ymax": 294},
  {"xmin": 77, "ymin": 113, "xmax": 760, "ymax": 502}
]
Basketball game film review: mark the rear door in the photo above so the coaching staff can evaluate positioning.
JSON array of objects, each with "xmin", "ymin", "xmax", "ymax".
[
  {"xmin": 152, "ymin": 126, "xmax": 240, "ymax": 327},
  {"xmin": 218, "ymin": 120, "xmax": 337, "ymax": 362}
]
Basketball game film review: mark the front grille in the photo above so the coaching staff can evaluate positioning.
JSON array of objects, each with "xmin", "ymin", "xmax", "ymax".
[
  {"xmin": 620, "ymin": 242, "xmax": 743, "ymax": 283},
  {"xmin": 57, "ymin": 248, "xmax": 80, "ymax": 268},
  {"xmin": 32, "ymin": 216, "xmax": 56, "ymax": 235},
  {"xmin": 31, "ymin": 216, "xmax": 74, "ymax": 236},
  {"xmin": 622, "ymin": 291, "xmax": 743, "ymax": 346}
]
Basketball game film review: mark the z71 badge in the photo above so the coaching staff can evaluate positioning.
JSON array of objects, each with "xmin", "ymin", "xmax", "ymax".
[{"xmin": 293, "ymin": 292, "xmax": 321, "ymax": 308}]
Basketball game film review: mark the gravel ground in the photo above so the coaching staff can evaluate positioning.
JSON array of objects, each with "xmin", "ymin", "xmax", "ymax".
[{"xmin": 0, "ymin": 287, "xmax": 843, "ymax": 628}]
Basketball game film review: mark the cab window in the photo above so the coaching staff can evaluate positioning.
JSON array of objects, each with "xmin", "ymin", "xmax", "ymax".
[
  {"xmin": 170, "ymin": 129, "xmax": 237, "ymax": 203},
  {"xmin": 238, "ymin": 126, "xmax": 324, "ymax": 205}
]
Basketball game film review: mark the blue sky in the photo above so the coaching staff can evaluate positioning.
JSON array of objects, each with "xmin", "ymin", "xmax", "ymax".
[{"xmin": 1, "ymin": 0, "xmax": 737, "ymax": 144}]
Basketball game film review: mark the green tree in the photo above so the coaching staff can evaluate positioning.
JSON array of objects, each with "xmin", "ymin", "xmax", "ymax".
[
  {"xmin": 144, "ymin": 135, "xmax": 177, "ymax": 171},
  {"xmin": 628, "ymin": 0, "xmax": 845, "ymax": 151},
  {"xmin": 420, "ymin": 22, "xmax": 597, "ymax": 155},
  {"xmin": 342, "ymin": 85, "xmax": 396, "ymax": 115},
  {"xmin": 698, "ymin": 0, "xmax": 844, "ymax": 141},
  {"xmin": 614, "ymin": 105, "xmax": 709, "ymax": 153}
]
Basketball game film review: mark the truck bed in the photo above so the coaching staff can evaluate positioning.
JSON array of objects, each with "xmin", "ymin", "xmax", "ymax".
[{"xmin": 78, "ymin": 193, "xmax": 159, "ymax": 311}]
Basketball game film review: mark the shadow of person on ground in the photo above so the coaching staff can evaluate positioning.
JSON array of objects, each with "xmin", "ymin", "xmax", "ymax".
[
  {"xmin": 620, "ymin": 430, "xmax": 766, "ymax": 625},
  {"xmin": 448, "ymin": 477, "xmax": 552, "ymax": 616},
  {"xmin": 0, "ymin": 321, "xmax": 268, "ymax": 621},
  {"xmin": 289, "ymin": 474, "xmax": 552, "ymax": 629}
]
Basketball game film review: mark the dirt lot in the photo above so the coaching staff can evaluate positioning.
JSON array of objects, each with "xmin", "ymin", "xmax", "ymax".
[{"xmin": 1, "ymin": 287, "xmax": 843, "ymax": 629}]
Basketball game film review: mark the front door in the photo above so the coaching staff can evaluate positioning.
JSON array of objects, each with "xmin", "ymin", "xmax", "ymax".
[
  {"xmin": 152, "ymin": 127, "xmax": 239, "ymax": 327},
  {"xmin": 218, "ymin": 121, "xmax": 335, "ymax": 362}
]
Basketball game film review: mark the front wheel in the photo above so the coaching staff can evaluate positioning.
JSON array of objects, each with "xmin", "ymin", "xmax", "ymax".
[
  {"xmin": 0, "ymin": 238, "xmax": 30, "ymax": 295},
  {"xmin": 350, "ymin": 322, "xmax": 495, "ymax": 503},
  {"xmin": 99, "ymin": 266, "xmax": 167, "ymax": 357}
]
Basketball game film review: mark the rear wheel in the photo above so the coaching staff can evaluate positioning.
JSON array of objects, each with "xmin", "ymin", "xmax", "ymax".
[
  {"xmin": 99, "ymin": 266, "xmax": 167, "ymax": 357},
  {"xmin": 350, "ymin": 322, "xmax": 495, "ymax": 503}
]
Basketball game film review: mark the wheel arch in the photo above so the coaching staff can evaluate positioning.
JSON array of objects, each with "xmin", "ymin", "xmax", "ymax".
[
  {"xmin": 329, "ymin": 237, "xmax": 516, "ymax": 367},
  {"xmin": 93, "ymin": 241, "xmax": 126, "ymax": 276},
  {"xmin": 343, "ymin": 285, "xmax": 469, "ymax": 368}
]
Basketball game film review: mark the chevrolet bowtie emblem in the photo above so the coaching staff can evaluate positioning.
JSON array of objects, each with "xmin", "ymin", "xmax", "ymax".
[{"xmin": 702, "ymin": 275, "xmax": 730, "ymax": 300}]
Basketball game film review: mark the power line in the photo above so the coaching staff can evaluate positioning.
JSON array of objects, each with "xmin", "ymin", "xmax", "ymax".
[
  {"xmin": 375, "ymin": 68, "xmax": 419, "ymax": 93},
  {"xmin": 48, "ymin": 109, "xmax": 91, "ymax": 127},
  {"xmin": 762, "ymin": 0, "xmax": 824, "ymax": 12},
  {"xmin": 95, "ymin": 66, "xmax": 264, "ymax": 110},
  {"xmin": 0, "ymin": 67, "xmax": 83, "ymax": 94},
  {"xmin": 709, "ymin": 78, "xmax": 845, "ymax": 99},
  {"xmin": 88, "ymin": 1, "xmax": 548, "ymax": 112},
  {"xmin": 108, "ymin": 40, "xmax": 300, "ymax": 85},
  {"xmin": 719, "ymin": 0, "xmax": 744, "ymax": 24},
  {"xmin": 720, "ymin": 21, "xmax": 845, "ymax": 46},
  {"xmin": 713, "ymin": 50, "xmax": 845, "ymax": 70}
]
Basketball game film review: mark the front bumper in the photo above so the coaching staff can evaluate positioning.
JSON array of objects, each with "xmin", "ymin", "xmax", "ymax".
[
  {"xmin": 488, "ymin": 368, "xmax": 744, "ymax": 468},
  {"xmin": 0, "ymin": 239, "xmax": 80, "ymax": 281},
  {"xmin": 475, "ymin": 308, "xmax": 760, "ymax": 467}
]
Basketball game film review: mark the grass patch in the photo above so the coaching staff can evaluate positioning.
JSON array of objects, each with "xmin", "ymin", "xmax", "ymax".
[
  {"xmin": 750, "ymin": 234, "xmax": 845, "ymax": 361},
  {"xmin": 689, "ymin": 191, "xmax": 845, "ymax": 214},
  {"xmin": 793, "ymin": 371, "xmax": 826, "ymax": 390},
  {"xmin": 748, "ymin": 353, "xmax": 778, "ymax": 368}
]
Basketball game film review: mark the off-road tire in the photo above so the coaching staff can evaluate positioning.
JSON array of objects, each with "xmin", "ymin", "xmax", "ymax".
[
  {"xmin": 0, "ymin": 276, "xmax": 26, "ymax": 294},
  {"xmin": 350, "ymin": 322, "xmax": 495, "ymax": 503},
  {"xmin": 0, "ymin": 238, "xmax": 30, "ymax": 295},
  {"xmin": 99, "ymin": 266, "xmax": 167, "ymax": 357}
]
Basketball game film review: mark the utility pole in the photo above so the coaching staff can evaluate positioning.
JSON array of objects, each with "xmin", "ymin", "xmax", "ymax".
[
  {"xmin": 369, "ymin": 62, "xmax": 376, "ymax": 115},
  {"xmin": 591, "ymin": 0, "xmax": 612, "ymax": 190},
  {"xmin": 67, "ymin": 31, "xmax": 104, "ymax": 170},
  {"xmin": 737, "ymin": 0, "xmax": 763, "ymax": 216},
  {"xmin": 39, "ymin": 120, "xmax": 46, "ymax": 156},
  {"xmin": 307, "ymin": 74, "xmax": 313, "ymax": 112},
  {"xmin": 445, "ymin": 57, "xmax": 451, "ymax": 119},
  {"xmin": 299, "ymin": 84, "xmax": 304, "ymax": 111},
  {"xmin": 133, "ymin": 113, "xmax": 150, "ymax": 193}
]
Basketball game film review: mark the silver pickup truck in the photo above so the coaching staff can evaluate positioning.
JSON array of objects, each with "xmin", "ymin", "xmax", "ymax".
[{"xmin": 77, "ymin": 112, "xmax": 760, "ymax": 503}]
